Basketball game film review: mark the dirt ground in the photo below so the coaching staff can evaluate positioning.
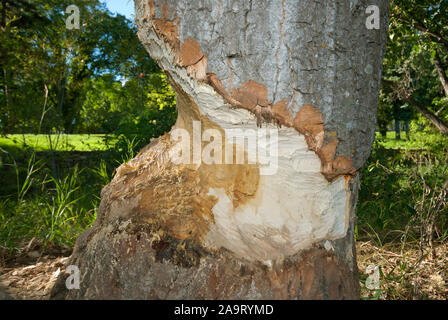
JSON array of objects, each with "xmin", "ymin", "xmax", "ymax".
[
  {"xmin": 0, "ymin": 239, "xmax": 71, "ymax": 300},
  {"xmin": 357, "ymin": 241, "xmax": 448, "ymax": 300},
  {"xmin": 0, "ymin": 241, "xmax": 446, "ymax": 300}
]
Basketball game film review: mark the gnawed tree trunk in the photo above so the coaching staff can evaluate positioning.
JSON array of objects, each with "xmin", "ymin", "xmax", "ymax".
[{"xmin": 51, "ymin": 0, "xmax": 390, "ymax": 299}]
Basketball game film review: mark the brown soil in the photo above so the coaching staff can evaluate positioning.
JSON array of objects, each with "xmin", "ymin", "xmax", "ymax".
[{"xmin": 0, "ymin": 256, "xmax": 69, "ymax": 300}]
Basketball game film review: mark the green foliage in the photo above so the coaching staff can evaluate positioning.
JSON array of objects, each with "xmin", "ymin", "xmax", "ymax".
[
  {"xmin": 111, "ymin": 73, "xmax": 177, "ymax": 152},
  {"xmin": 0, "ymin": 128, "xmax": 178, "ymax": 253},
  {"xmin": 0, "ymin": 1, "xmax": 176, "ymax": 254},
  {"xmin": 357, "ymin": 129, "xmax": 448, "ymax": 245},
  {"xmin": 0, "ymin": 0, "xmax": 162, "ymax": 135},
  {"xmin": 0, "ymin": 134, "xmax": 116, "ymax": 152},
  {"xmin": 377, "ymin": 0, "xmax": 448, "ymax": 135},
  {"xmin": 78, "ymin": 72, "xmax": 177, "ymax": 143}
]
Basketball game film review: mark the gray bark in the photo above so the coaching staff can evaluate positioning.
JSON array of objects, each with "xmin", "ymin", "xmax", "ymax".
[{"xmin": 51, "ymin": 0, "xmax": 390, "ymax": 300}]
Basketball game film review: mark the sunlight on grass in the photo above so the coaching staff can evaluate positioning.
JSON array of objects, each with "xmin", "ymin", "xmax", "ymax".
[
  {"xmin": 0, "ymin": 134, "xmax": 118, "ymax": 152},
  {"xmin": 375, "ymin": 131, "xmax": 448, "ymax": 150}
]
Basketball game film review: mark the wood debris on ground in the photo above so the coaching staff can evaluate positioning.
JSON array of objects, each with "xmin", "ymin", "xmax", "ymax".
[
  {"xmin": 0, "ymin": 256, "xmax": 69, "ymax": 300},
  {"xmin": 357, "ymin": 241, "xmax": 448, "ymax": 300}
]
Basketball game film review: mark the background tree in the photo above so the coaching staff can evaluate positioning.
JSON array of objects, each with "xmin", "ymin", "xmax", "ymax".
[{"xmin": 379, "ymin": 0, "xmax": 448, "ymax": 135}]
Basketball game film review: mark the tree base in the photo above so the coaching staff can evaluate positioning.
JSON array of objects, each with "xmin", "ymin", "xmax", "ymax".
[{"xmin": 50, "ymin": 224, "xmax": 359, "ymax": 299}]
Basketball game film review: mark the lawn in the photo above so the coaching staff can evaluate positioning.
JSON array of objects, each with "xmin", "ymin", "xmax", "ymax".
[
  {"xmin": 2, "ymin": 131, "xmax": 445, "ymax": 153},
  {"xmin": 0, "ymin": 134, "xmax": 117, "ymax": 153},
  {"xmin": 2, "ymin": 131, "xmax": 444, "ymax": 153}
]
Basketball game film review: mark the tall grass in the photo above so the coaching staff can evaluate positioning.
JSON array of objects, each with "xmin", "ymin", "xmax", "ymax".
[
  {"xmin": 0, "ymin": 152, "xmax": 96, "ymax": 253},
  {"xmin": 0, "ymin": 136, "xmax": 137, "ymax": 255},
  {"xmin": 44, "ymin": 165, "xmax": 86, "ymax": 243},
  {"xmin": 357, "ymin": 136, "xmax": 448, "ymax": 246}
]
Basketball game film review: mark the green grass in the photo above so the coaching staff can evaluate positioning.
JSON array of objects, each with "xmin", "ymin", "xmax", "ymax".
[
  {"xmin": 0, "ymin": 134, "xmax": 122, "ymax": 254},
  {"xmin": 0, "ymin": 134, "xmax": 118, "ymax": 152},
  {"xmin": 375, "ymin": 131, "xmax": 448, "ymax": 150},
  {"xmin": 0, "ymin": 165, "xmax": 99, "ymax": 250},
  {"xmin": 357, "ymin": 129, "xmax": 448, "ymax": 299}
]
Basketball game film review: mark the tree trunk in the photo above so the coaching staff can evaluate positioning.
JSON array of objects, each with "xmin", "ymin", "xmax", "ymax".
[
  {"xmin": 51, "ymin": 0, "xmax": 390, "ymax": 300},
  {"xmin": 404, "ymin": 119, "xmax": 410, "ymax": 140}
]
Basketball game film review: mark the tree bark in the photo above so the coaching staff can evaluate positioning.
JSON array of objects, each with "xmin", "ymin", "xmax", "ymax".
[{"xmin": 51, "ymin": 0, "xmax": 390, "ymax": 300}]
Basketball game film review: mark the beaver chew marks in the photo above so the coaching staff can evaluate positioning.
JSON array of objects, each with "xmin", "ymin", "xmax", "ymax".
[
  {"xmin": 232, "ymin": 80, "xmax": 270, "ymax": 110},
  {"xmin": 293, "ymin": 105, "xmax": 325, "ymax": 150},
  {"xmin": 135, "ymin": 1, "xmax": 353, "ymax": 263},
  {"xmin": 208, "ymin": 75, "xmax": 354, "ymax": 181},
  {"xmin": 145, "ymin": 0, "xmax": 356, "ymax": 183},
  {"xmin": 230, "ymin": 81, "xmax": 291, "ymax": 127},
  {"xmin": 206, "ymin": 73, "xmax": 355, "ymax": 181},
  {"xmin": 271, "ymin": 99, "xmax": 292, "ymax": 127},
  {"xmin": 293, "ymin": 105, "xmax": 354, "ymax": 181},
  {"xmin": 207, "ymin": 75, "xmax": 292, "ymax": 128}
]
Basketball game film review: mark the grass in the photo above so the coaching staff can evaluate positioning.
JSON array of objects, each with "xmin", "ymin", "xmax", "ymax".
[
  {"xmin": 0, "ymin": 134, "xmax": 120, "ymax": 255},
  {"xmin": 358, "ymin": 131, "xmax": 448, "ymax": 243},
  {"xmin": 0, "ymin": 134, "xmax": 117, "ymax": 152},
  {"xmin": 0, "ymin": 153, "xmax": 102, "ymax": 252},
  {"xmin": 358, "ymin": 241, "xmax": 448, "ymax": 299}
]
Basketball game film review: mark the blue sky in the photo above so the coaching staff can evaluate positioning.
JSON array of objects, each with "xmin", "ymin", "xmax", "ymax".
[{"xmin": 102, "ymin": 0, "xmax": 135, "ymax": 20}]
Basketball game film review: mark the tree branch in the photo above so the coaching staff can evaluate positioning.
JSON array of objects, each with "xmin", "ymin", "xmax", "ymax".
[
  {"xmin": 382, "ymin": 78, "xmax": 448, "ymax": 135},
  {"xmin": 433, "ymin": 51, "xmax": 448, "ymax": 116},
  {"xmin": 433, "ymin": 51, "xmax": 448, "ymax": 97},
  {"xmin": 392, "ymin": 13, "xmax": 448, "ymax": 52},
  {"xmin": 405, "ymin": 97, "xmax": 448, "ymax": 135}
]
